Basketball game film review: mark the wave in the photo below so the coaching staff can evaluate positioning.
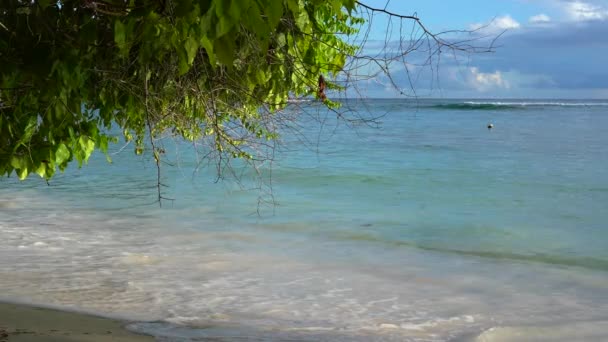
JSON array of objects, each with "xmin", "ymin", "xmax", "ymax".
[
  {"xmin": 419, "ymin": 245, "xmax": 608, "ymax": 272},
  {"xmin": 431, "ymin": 101, "xmax": 608, "ymax": 110},
  {"xmin": 465, "ymin": 101, "xmax": 608, "ymax": 107},
  {"xmin": 334, "ymin": 231, "xmax": 608, "ymax": 272},
  {"xmin": 430, "ymin": 101, "xmax": 608, "ymax": 110},
  {"xmin": 464, "ymin": 101, "xmax": 608, "ymax": 107},
  {"xmin": 431, "ymin": 103, "xmax": 522, "ymax": 110}
]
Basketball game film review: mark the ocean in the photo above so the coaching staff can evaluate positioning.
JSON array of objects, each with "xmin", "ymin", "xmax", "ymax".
[{"xmin": 1, "ymin": 99, "xmax": 607, "ymax": 341}]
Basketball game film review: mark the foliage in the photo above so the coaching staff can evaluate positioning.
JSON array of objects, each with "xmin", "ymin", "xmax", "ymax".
[{"xmin": 0, "ymin": 0, "xmax": 364, "ymax": 180}]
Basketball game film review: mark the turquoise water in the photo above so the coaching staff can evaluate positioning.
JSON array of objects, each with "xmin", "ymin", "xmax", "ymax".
[{"xmin": 1, "ymin": 99, "xmax": 608, "ymax": 341}]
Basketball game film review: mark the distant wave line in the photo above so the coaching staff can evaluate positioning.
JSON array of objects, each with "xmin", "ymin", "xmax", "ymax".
[
  {"xmin": 463, "ymin": 101, "xmax": 608, "ymax": 107},
  {"xmin": 428, "ymin": 101, "xmax": 608, "ymax": 110},
  {"xmin": 332, "ymin": 231, "xmax": 608, "ymax": 272},
  {"xmin": 431, "ymin": 103, "xmax": 520, "ymax": 110}
]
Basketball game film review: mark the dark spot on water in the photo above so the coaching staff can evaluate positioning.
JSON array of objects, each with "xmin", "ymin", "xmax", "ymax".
[
  {"xmin": 559, "ymin": 213, "xmax": 582, "ymax": 220},
  {"xmin": 360, "ymin": 223, "xmax": 373, "ymax": 227}
]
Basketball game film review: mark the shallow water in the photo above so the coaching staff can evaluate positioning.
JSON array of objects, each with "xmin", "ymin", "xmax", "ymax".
[{"xmin": 1, "ymin": 99, "xmax": 607, "ymax": 341}]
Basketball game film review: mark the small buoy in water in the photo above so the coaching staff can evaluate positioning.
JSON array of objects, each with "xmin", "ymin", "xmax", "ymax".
[{"xmin": 487, "ymin": 123, "xmax": 494, "ymax": 129}]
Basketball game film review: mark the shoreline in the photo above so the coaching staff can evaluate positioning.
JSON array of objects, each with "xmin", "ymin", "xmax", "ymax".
[{"xmin": 0, "ymin": 302, "xmax": 153, "ymax": 341}]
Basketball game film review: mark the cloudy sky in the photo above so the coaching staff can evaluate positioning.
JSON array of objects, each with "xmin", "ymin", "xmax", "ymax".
[{"xmin": 352, "ymin": 0, "xmax": 608, "ymax": 98}]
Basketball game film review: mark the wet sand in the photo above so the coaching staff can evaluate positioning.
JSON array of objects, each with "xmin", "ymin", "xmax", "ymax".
[{"xmin": 0, "ymin": 302, "xmax": 153, "ymax": 341}]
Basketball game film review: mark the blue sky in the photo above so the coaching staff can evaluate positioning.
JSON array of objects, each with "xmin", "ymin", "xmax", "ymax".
[{"xmin": 352, "ymin": 0, "xmax": 608, "ymax": 98}]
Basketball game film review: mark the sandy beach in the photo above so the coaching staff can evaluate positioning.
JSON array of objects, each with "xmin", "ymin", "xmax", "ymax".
[{"xmin": 0, "ymin": 302, "xmax": 152, "ymax": 342}]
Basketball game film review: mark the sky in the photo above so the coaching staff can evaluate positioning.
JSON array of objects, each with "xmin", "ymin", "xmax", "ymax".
[{"xmin": 352, "ymin": 0, "xmax": 608, "ymax": 98}]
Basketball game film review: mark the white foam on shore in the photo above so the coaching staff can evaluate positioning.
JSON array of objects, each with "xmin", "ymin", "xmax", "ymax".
[{"xmin": 475, "ymin": 321, "xmax": 608, "ymax": 342}]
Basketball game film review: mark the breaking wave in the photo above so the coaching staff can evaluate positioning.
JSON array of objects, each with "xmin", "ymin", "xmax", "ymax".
[{"xmin": 431, "ymin": 101, "xmax": 608, "ymax": 110}]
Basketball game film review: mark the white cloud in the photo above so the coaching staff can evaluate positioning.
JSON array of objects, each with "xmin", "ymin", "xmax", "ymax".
[
  {"xmin": 494, "ymin": 15, "xmax": 522, "ymax": 29},
  {"xmin": 564, "ymin": 1, "xmax": 608, "ymax": 21},
  {"xmin": 529, "ymin": 13, "xmax": 552, "ymax": 23},
  {"xmin": 470, "ymin": 15, "xmax": 521, "ymax": 34},
  {"xmin": 467, "ymin": 67, "xmax": 510, "ymax": 92}
]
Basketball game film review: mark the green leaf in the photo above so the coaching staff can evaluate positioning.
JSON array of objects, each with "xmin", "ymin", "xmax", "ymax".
[
  {"xmin": 34, "ymin": 163, "xmax": 47, "ymax": 179},
  {"xmin": 55, "ymin": 143, "xmax": 70, "ymax": 165},
  {"xmin": 228, "ymin": 0, "xmax": 244, "ymax": 21},
  {"xmin": 214, "ymin": 36, "xmax": 235, "ymax": 67},
  {"xmin": 200, "ymin": 36, "xmax": 216, "ymax": 66},
  {"xmin": 10, "ymin": 156, "xmax": 25, "ymax": 170},
  {"xmin": 185, "ymin": 37, "xmax": 199, "ymax": 65},
  {"xmin": 330, "ymin": 0, "xmax": 342, "ymax": 13},
  {"xmin": 267, "ymin": 0, "xmax": 284, "ymax": 29},
  {"xmin": 276, "ymin": 33, "xmax": 287, "ymax": 48},
  {"xmin": 215, "ymin": 16, "xmax": 234, "ymax": 38},
  {"xmin": 16, "ymin": 166, "xmax": 28, "ymax": 180},
  {"xmin": 80, "ymin": 136, "xmax": 95, "ymax": 158},
  {"xmin": 14, "ymin": 116, "xmax": 37, "ymax": 151},
  {"xmin": 343, "ymin": 0, "xmax": 356, "ymax": 13},
  {"xmin": 245, "ymin": 3, "xmax": 268, "ymax": 40},
  {"xmin": 255, "ymin": 69, "xmax": 268, "ymax": 84},
  {"xmin": 177, "ymin": 47, "xmax": 190, "ymax": 75},
  {"xmin": 213, "ymin": 0, "xmax": 229, "ymax": 17},
  {"xmin": 296, "ymin": 10, "xmax": 310, "ymax": 31},
  {"xmin": 114, "ymin": 20, "xmax": 126, "ymax": 46},
  {"xmin": 98, "ymin": 135, "xmax": 109, "ymax": 153},
  {"xmin": 286, "ymin": 0, "xmax": 299, "ymax": 14}
]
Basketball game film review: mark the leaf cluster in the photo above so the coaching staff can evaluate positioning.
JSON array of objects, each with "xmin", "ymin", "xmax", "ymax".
[{"xmin": 0, "ymin": 0, "xmax": 361, "ymax": 179}]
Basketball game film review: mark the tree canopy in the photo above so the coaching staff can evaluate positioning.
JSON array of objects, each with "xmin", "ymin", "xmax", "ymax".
[{"xmin": 1, "ymin": 0, "xmax": 481, "ymax": 184}]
